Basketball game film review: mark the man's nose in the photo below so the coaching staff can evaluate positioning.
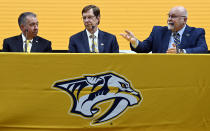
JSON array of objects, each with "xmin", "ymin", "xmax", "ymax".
[
  {"xmin": 84, "ymin": 18, "xmax": 90, "ymax": 22},
  {"xmin": 34, "ymin": 25, "xmax": 38, "ymax": 30},
  {"xmin": 168, "ymin": 17, "xmax": 172, "ymax": 21}
]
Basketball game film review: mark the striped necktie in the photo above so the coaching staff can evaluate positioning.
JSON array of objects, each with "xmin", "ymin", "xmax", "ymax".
[
  {"xmin": 90, "ymin": 34, "xmax": 96, "ymax": 53},
  {"xmin": 24, "ymin": 40, "xmax": 31, "ymax": 53},
  {"xmin": 173, "ymin": 33, "xmax": 182, "ymax": 53}
]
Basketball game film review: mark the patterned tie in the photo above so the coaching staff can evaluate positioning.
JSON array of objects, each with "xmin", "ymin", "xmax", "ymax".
[
  {"xmin": 90, "ymin": 34, "xmax": 96, "ymax": 53},
  {"xmin": 173, "ymin": 33, "xmax": 182, "ymax": 53},
  {"xmin": 25, "ymin": 40, "xmax": 31, "ymax": 53}
]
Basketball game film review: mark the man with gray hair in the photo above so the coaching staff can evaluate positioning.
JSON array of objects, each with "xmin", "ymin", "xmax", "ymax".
[
  {"xmin": 2, "ymin": 12, "xmax": 52, "ymax": 52},
  {"xmin": 121, "ymin": 6, "xmax": 208, "ymax": 53}
]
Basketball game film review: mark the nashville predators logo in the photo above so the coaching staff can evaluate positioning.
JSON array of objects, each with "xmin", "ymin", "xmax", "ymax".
[{"xmin": 52, "ymin": 72, "xmax": 142, "ymax": 125}]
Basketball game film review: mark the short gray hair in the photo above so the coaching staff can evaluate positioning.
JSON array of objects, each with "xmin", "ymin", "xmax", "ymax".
[{"xmin": 18, "ymin": 12, "xmax": 36, "ymax": 27}]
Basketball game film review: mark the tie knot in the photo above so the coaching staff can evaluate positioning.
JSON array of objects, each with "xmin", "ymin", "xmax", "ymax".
[
  {"xmin": 26, "ymin": 40, "xmax": 31, "ymax": 44},
  {"xmin": 173, "ymin": 32, "xmax": 180, "ymax": 37},
  {"xmin": 176, "ymin": 33, "xmax": 180, "ymax": 37},
  {"xmin": 89, "ymin": 34, "xmax": 95, "ymax": 39}
]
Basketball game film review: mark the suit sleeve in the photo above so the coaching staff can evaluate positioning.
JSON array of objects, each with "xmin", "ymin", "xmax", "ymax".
[
  {"xmin": 185, "ymin": 28, "xmax": 208, "ymax": 53},
  {"xmin": 111, "ymin": 35, "xmax": 119, "ymax": 53},
  {"xmin": 46, "ymin": 41, "xmax": 52, "ymax": 52},
  {"xmin": 68, "ymin": 37, "xmax": 76, "ymax": 53},
  {"xmin": 2, "ymin": 39, "xmax": 10, "ymax": 52},
  {"xmin": 130, "ymin": 27, "xmax": 154, "ymax": 53}
]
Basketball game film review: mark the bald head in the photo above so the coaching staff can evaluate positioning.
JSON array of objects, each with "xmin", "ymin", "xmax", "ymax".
[
  {"xmin": 170, "ymin": 6, "xmax": 188, "ymax": 18},
  {"xmin": 167, "ymin": 6, "xmax": 188, "ymax": 32}
]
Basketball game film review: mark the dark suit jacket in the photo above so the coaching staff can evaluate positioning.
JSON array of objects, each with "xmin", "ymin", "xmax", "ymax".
[
  {"xmin": 131, "ymin": 25, "xmax": 208, "ymax": 53},
  {"xmin": 2, "ymin": 35, "xmax": 52, "ymax": 52},
  {"xmin": 69, "ymin": 29, "xmax": 119, "ymax": 53}
]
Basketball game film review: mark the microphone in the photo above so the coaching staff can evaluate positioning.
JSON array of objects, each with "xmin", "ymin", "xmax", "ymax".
[
  {"xmin": 92, "ymin": 26, "xmax": 95, "ymax": 31},
  {"xmin": 24, "ymin": 29, "xmax": 29, "ymax": 52},
  {"xmin": 25, "ymin": 29, "xmax": 28, "ymax": 39}
]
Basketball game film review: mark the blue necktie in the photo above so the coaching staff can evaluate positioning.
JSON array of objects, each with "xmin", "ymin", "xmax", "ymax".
[{"xmin": 173, "ymin": 33, "xmax": 182, "ymax": 53}]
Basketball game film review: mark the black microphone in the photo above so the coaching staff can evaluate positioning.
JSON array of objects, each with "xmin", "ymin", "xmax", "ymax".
[
  {"xmin": 25, "ymin": 29, "xmax": 28, "ymax": 39},
  {"xmin": 92, "ymin": 26, "xmax": 95, "ymax": 30},
  {"xmin": 24, "ymin": 29, "xmax": 29, "ymax": 52}
]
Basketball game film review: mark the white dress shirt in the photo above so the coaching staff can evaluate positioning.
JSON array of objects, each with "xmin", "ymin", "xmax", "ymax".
[
  {"xmin": 86, "ymin": 29, "xmax": 99, "ymax": 53},
  {"xmin": 22, "ymin": 34, "xmax": 33, "ymax": 52},
  {"xmin": 168, "ymin": 25, "xmax": 186, "ymax": 49}
]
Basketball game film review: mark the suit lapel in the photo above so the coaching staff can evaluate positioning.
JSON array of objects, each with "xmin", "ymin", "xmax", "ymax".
[
  {"xmin": 82, "ymin": 30, "xmax": 91, "ymax": 53},
  {"xmin": 162, "ymin": 29, "xmax": 172, "ymax": 52},
  {"xmin": 31, "ymin": 37, "xmax": 39, "ymax": 52},
  {"xmin": 98, "ymin": 30, "xmax": 104, "ymax": 53},
  {"xmin": 17, "ymin": 35, "xmax": 24, "ymax": 52},
  {"xmin": 180, "ymin": 25, "xmax": 191, "ymax": 48}
]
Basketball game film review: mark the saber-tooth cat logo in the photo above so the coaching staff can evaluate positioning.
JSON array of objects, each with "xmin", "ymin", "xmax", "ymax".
[{"xmin": 52, "ymin": 72, "xmax": 142, "ymax": 125}]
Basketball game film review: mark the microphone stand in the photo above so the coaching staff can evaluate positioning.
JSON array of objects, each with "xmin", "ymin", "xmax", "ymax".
[{"xmin": 25, "ymin": 29, "xmax": 28, "ymax": 52}]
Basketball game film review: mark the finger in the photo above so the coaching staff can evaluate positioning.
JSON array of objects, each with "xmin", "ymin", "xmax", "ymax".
[
  {"xmin": 125, "ymin": 30, "xmax": 133, "ymax": 36},
  {"xmin": 168, "ymin": 47, "xmax": 176, "ymax": 50},
  {"xmin": 120, "ymin": 33, "xmax": 129, "ymax": 40},
  {"xmin": 120, "ymin": 33, "xmax": 126, "ymax": 38},
  {"xmin": 172, "ymin": 43, "xmax": 176, "ymax": 47},
  {"xmin": 167, "ymin": 50, "xmax": 174, "ymax": 53},
  {"xmin": 167, "ymin": 48, "xmax": 176, "ymax": 53},
  {"xmin": 120, "ymin": 33, "xmax": 131, "ymax": 42}
]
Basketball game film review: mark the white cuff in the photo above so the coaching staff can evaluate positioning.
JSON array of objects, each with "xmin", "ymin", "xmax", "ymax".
[{"xmin": 131, "ymin": 40, "xmax": 139, "ymax": 48}]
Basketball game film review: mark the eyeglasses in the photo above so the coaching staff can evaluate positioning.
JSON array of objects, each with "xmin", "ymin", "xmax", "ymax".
[
  {"xmin": 82, "ymin": 16, "xmax": 96, "ymax": 20},
  {"xmin": 168, "ymin": 14, "xmax": 186, "ymax": 19}
]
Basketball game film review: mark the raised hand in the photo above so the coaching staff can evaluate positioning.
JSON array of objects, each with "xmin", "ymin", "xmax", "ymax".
[{"xmin": 120, "ymin": 30, "xmax": 138, "ymax": 45}]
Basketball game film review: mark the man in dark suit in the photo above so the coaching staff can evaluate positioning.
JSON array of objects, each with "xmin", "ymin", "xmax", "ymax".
[
  {"xmin": 120, "ymin": 6, "xmax": 208, "ymax": 53},
  {"xmin": 2, "ymin": 12, "xmax": 52, "ymax": 52},
  {"xmin": 69, "ymin": 5, "xmax": 119, "ymax": 53}
]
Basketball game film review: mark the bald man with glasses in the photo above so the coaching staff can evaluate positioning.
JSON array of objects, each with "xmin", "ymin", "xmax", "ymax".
[{"xmin": 121, "ymin": 6, "xmax": 208, "ymax": 53}]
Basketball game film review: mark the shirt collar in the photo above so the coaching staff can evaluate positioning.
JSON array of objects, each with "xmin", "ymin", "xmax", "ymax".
[
  {"xmin": 176, "ymin": 25, "xmax": 186, "ymax": 36},
  {"xmin": 86, "ymin": 28, "xmax": 99, "ymax": 38},
  {"xmin": 21, "ymin": 33, "xmax": 33, "ymax": 43}
]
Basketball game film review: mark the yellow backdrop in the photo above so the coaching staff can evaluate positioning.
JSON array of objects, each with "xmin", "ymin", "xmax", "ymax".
[{"xmin": 0, "ymin": 0, "xmax": 209, "ymax": 50}]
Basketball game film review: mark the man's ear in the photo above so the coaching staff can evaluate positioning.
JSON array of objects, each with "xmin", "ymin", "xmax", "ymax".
[
  {"xmin": 184, "ymin": 17, "xmax": 188, "ymax": 23},
  {"xmin": 20, "ymin": 24, "xmax": 25, "ymax": 32},
  {"xmin": 96, "ymin": 15, "xmax": 100, "ymax": 25}
]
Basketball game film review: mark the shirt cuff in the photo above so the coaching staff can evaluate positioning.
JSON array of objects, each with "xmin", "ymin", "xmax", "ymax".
[{"xmin": 131, "ymin": 40, "xmax": 139, "ymax": 48}]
